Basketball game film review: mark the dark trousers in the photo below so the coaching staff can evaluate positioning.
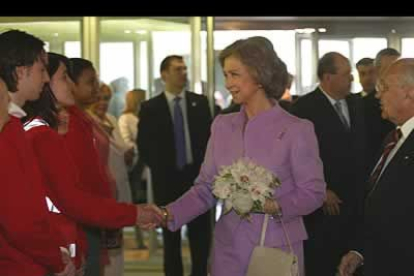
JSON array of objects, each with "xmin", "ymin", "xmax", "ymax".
[
  {"xmin": 84, "ymin": 227, "xmax": 101, "ymax": 276},
  {"xmin": 162, "ymin": 210, "xmax": 212, "ymax": 276},
  {"xmin": 304, "ymin": 207, "xmax": 356, "ymax": 276}
]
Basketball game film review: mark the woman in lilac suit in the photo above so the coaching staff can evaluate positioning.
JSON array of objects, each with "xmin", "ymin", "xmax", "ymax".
[{"xmin": 162, "ymin": 36, "xmax": 326, "ymax": 276}]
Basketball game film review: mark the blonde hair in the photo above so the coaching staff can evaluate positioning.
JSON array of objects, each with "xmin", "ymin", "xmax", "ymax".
[{"xmin": 123, "ymin": 89, "xmax": 146, "ymax": 115}]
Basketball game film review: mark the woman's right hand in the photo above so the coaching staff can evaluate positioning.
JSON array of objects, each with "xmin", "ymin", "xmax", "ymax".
[{"xmin": 263, "ymin": 198, "xmax": 281, "ymax": 216}]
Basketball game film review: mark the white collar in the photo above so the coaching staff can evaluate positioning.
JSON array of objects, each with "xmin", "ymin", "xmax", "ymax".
[
  {"xmin": 8, "ymin": 101, "xmax": 27, "ymax": 118},
  {"xmin": 165, "ymin": 90, "xmax": 186, "ymax": 103},
  {"xmin": 399, "ymin": 116, "xmax": 414, "ymax": 139}
]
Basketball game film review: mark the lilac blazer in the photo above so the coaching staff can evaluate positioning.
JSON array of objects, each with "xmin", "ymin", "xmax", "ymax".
[{"xmin": 167, "ymin": 104, "xmax": 326, "ymax": 276}]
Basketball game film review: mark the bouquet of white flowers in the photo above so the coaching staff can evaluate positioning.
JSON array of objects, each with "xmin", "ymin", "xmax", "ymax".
[{"xmin": 212, "ymin": 157, "xmax": 281, "ymax": 219}]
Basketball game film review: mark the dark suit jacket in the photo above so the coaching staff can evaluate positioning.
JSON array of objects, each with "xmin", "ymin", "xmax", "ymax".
[
  {"xmin": 363, "ymin": 91, "xmax": 395, "ymax": 172},
  {"xmin": 356, "ymin": 127, "xmax": 414, "ymax": 276},
  {"xmin": 137, "ymin": 91, "xmax": 212, "ymax": 205},
  {"xmin": 291, "ymin": 88, "xmax": 367, "ymax": 237}
]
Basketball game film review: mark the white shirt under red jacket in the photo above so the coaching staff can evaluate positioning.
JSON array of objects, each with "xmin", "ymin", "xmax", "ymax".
[{"xmin": 0, "ymin": 102, "xmax": 66, "ymax": 276}]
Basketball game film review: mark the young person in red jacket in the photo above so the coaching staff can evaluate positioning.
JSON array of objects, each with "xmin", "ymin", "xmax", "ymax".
[
  {"xmin": 0, "ymin": 30, "xmax": 75, "ymax": 276},
  {"xmin": 22, "ymin": 53, "xmax": 163, "ymax": 276}
]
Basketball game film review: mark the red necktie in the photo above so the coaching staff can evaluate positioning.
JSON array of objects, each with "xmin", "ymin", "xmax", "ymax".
[{"xmin": 367, "ymin": 128, "xmax": 402, "ymax": 194}]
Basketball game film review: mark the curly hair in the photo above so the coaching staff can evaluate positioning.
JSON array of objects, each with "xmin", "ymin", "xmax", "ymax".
[{"xmin": 219, "ymin": 36, "xmax": 288, "ymax": 100}]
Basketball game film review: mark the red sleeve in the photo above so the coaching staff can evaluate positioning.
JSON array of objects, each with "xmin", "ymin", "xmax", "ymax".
[
  {"xmin": 64, "ymin": 107, "xmax": 112, "ymax": 198},
  {"xmin": 0, "ymin": 118, "xmax": 65, "ymax": 273},
  {"xmin": 27, "ymin": 126, "xmax": 137, "ymax": 229}
]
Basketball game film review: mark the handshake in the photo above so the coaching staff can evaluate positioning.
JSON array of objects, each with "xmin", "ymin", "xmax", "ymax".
[{"xmin": 135, "ymin": 204, "xmax": 171, "ymax": 230}]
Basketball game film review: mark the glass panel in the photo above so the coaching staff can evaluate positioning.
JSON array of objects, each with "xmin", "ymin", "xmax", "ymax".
[
  {"xmin": 99, "ymin": 42, "xmax": 134, "ymax": 90},
  {"xmin": 100, "ymin": 17, "xmax": 192, "ymax": 101},
  {"xmin": 352, "ymin": 37, "xmax": 387, "ymax": 92},
  {"xmin": 44, "ymin": 41, "xmax": 50, "ymax": 52},
  {"xmin": 152, "ymin": 29, "xmax": 191, "ymax": 96},
  {"xmin": 99, "ymin": 42, "xmax": 134, "ymax": 118},
  {"xmin": 300, "ymin": 39, "xmax": 313, "ymax": 92},
  {"xmin": 140, "ymin": 41, "xmax": 148, "ymax": 91},
  {"xmin": 402, "ymin": 38, "xmax": 414, "ymax": 57},
  {"xmin": 318, "ymin": 39, "xmax": 350, "ymax": 58},
  {"xmin": 64, "ymin": 41, "xmax": 81, "ymax": 58},
  {"xmin": 0, "ymin": 19, "xmax": 81, "ymax": 56}
]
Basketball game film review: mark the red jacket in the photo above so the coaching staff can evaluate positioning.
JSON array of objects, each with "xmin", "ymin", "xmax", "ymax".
[
  {"xmin": 25, "ymin": 120, "xmax": 137, "ymax": 228},
  {"xmin": 62, "ymin": 106, "xmax": 138, "ymax": 260},
  {"xmin": 0, "ymin": 116, "xmax": 65, "ymax": 276},
  {"xmin": 65, "ymin": 106, "xmax": 113, "ymax": 198}
]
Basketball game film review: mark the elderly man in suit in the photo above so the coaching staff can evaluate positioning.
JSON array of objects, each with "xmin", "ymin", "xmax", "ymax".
[
  {"xmin": 339, "ymin": 58, "xmax": 414, "ymax": 276},
  {"xmin": 138, "ymin": 55, "xmax": 212, "ymax": 276},
  {"xmin": 363, "ymin": 48, "xmax": 400, "ymax": 173},
  {"xmin": 291, "ymin": 52, "xmax": 367, "ymax": 276}
]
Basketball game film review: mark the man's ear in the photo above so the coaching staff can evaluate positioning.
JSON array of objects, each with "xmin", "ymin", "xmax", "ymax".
[
  {"xmin": 406, "ymin": 86, "xmax": 414, "ymax": 100},
  {"xmin": 15, "ymin": 66, "xmax": 26, "ymax": 81},
  {"xmin": 160, "ymin": 71, "xmax": 167, "ymax": 82}
]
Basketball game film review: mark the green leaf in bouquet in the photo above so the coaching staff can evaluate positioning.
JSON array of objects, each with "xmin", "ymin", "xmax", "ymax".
[{"xmin": 251, "ymin": 200, "xmax": 264, "ymax": 213}]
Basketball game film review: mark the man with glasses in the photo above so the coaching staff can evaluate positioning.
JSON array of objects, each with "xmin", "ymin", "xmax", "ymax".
[{"xmin": 291, "ymin": 52, "xmax": 367, "ymax": 276}]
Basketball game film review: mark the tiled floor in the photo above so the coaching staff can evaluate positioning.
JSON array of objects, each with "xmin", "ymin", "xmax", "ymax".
[{"xmin": 122, "ymin": 228, "xmax": 191, "ymax": 276}]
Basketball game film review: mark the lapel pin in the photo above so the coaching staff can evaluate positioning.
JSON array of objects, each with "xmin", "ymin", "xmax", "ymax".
[
  {"xmin": 192, "ymin": 102, "xmax": 197, "ymax": 107},
  {"xmin": 277, "ymin": 128, "xmax": 287, "ymax": 140}
]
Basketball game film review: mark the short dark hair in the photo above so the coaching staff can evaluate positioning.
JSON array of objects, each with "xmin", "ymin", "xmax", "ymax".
[
  {"xmin": 69, "ymin": 58, "xmax": 94, "ymax": 83},
  {"xmin": 317, "ymin": 52, "xmax": 342, "ymax": 81},
  {"xmin": 374, "ymin": 48, "xmax": 401, "ymax": 67},
  {"xmin": 160, "ymin": 55, "xmax": 184, "ymax": 73},
  {"xmin": 356, "ymin": 58, "xmax": 374, "ymax": 68},
  {"xmin": 22, "ymin": 53, "xmax": 70, "ymax": 129},
  {"xmin": 0, "ymin": 29, "xmax": 45, "ymax": 92},
  {"xmin": 219, "ymin": 36, "xmax": 288, "ymax": 100}
]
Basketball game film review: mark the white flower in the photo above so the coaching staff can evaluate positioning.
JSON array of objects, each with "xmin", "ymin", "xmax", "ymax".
[
  {"xmin": 248, "ymin": 183, "xmax": 270, "ymax": 204},
  {"xmin": 212, "ymin": 157, "xmax": 281, "ymax": 219},
  {"xmin": 232, "ymin": 191, "xmax": 254, "ymax": 214},
  {"xmin": 212, "ymin": 181, "xmax": 232, "ymax": 199},
  {"xmin": 223, "ymin": 199, "xmax": 233, "ymax": 214}
]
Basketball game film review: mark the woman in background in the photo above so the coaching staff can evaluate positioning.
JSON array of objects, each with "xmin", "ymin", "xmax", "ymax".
[
  {"xmin": 88, "ymin": 83, "xmax": 137, "ymax": 276},
  {"xmin": 118, "ymin": 88, "xmax": 148, "ymax": 249}
]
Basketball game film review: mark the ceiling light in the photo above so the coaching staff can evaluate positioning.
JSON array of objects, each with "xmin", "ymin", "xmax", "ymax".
[
  {"xmin": 124, "ymin": 30, "xmax": 131, "ymax": 34},
  {"xmin": 303, "ymin": 28, "xmax": 316, "ymax": 34}
]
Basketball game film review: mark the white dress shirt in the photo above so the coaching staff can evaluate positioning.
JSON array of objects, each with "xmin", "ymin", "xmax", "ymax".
[
  {"xmin": 319, "ymin": 86, "xmax": 351, "ymax": 126},
  {"xmin": 374, "ymin": 115, "xmax": 414, "ymax": 179},
  {"xmin": 352, "ymin": 116, "xmax": 414, "ymax": 262},
  {"xmin": 164, "ymin": 90, "xmax": 193, "ymax": 165}
]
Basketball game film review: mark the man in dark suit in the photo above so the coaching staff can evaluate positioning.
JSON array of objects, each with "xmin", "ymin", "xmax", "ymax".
[
  {"xmin": 339, "ymin": 58, "xmax": 414, "ymax": 276},
  {"xmin": 291, "ymin": 52, "xmax": 367, "ymax": 276},
  {"xmin": 355, "ymin": 57, "xmax": 376, "ymax": 98},
  {"xmin": 138, "ymin": 55, "xmax": 212, "ymax": 276},
  {"xmin": 364, "ymin": 48, "xmax": 400, "ymax": 173}
]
